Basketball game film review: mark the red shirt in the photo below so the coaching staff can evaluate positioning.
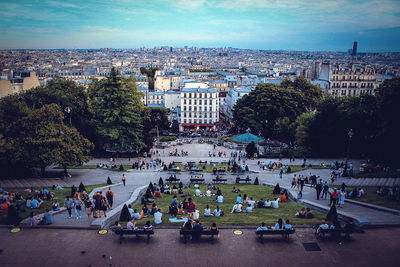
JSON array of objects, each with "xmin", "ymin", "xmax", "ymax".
[
  {"xmin": 188, "ymin": 202, "xmax": 196, "ymax": 213},
  {"xmin": 332, "ymin": 191, "xmax": 338, "ymax": 199}
]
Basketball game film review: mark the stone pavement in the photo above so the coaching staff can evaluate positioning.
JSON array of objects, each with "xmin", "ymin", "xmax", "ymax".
[{"xmin": 1, "ymin": 227, "xmax": 400, "ymax": 267}]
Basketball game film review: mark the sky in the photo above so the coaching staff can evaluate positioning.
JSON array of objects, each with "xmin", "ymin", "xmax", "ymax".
[{"xmin": 0, "ymin": 0, "xmax": 400, "ymax": 52}]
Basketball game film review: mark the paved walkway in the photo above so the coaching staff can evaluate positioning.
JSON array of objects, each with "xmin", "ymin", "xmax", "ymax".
[{"xmin": 1, "ymin": 228, "xmax": 400, "ymax": 267}]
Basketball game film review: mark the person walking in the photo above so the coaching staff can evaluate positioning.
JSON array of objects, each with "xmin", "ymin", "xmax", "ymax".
[
  {"xmin": 84, "ymin": 197, "xmax": 93, "ymax": 223},
  {"xmin": 73, "ymin": 195, "xmax": 82, "ymax": 219},
  {"xmin": 122, "ymin": 174, "xmax": 126, "ymax": 186},
  {"xmin": 316, "ymin": 182, "xmax": 322, "ymax": 200},
  {"xmin": 64, "ymin": 196, "xmax": 73, "ymax": 219},
  {"xmin": 106, "ymin": 188, "xmax": 114, "ymax": 209}
]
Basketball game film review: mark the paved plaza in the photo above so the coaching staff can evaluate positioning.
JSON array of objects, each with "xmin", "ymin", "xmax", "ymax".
[{"xmin": 1, "ymin": 227, "xmax": 400, "ymax": 267}]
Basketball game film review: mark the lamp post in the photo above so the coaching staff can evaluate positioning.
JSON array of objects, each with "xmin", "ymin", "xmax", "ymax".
[
  {"xmin": 64, "ymin": 107, "xmax": 72, "ymax": 126},
  {"xmin": 344, "ymin": 129, "xmax": 354, "ymax": 177}
]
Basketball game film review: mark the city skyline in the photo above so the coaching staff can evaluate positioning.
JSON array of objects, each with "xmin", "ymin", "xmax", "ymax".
[{"xmin": 0, "ymin": 0, "xmax": 400, "ymax": 52}]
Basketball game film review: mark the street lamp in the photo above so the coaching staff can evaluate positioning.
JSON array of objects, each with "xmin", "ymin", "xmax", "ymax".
[
  {"xmin": 344, "ymin": 129, "xmax": 354, "ymax": 177},
  {"xmin": 64, "ymin": 107, "xmax": 72, "ymax": 126}
]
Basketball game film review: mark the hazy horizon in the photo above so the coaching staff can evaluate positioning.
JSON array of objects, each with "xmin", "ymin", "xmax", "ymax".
[{"xmin": 1, "ymin": 0, "xmax": 400, "ymax": 52}]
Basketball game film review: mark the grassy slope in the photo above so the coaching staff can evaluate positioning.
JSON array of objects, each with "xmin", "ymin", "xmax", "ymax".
[
  {"xmin": 348, "ymin": 187, "xmax": 400, "ymax": 211},
  {"xmin": 127, "ymin": 184, "xmax": 324, "ymax": 227}
]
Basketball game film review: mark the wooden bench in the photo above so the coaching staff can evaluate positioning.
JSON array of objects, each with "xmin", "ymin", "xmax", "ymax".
[
  {"xmin": 112, "ymin": 228, "xmax": 155, "ymax": 244},
  {"xmin": 180, "ymin": 229, "xmax": 219, "ymax": 244},
  {"xmin": 212, "ymin": 179, "xmax": 227, "ymax": 184},
  {"xmin": 190, "ymin": 178, "xmax": 205, "ymax": 183},
  {"xmin": 190, "ymin": 169, "xmax": 203, "ymax": 174},
  {"xmin": 166, "ymin": 178, "xmax": 180, "ymax": 183},
  {"xmin": 256, "ymin": 229, "xmax": 295, "ymax": 243},
  {"xmin": 236, "ymin": 178, "xmax": 251, "ymax": 184},
  {"xmin": 316, "ymin": 228, "xmax": 363, "ymax": 240}
]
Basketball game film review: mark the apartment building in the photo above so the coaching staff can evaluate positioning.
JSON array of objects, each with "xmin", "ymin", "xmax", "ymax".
[
  {"xmin": 0, "ymin": 71, "xmax": 40, "ymax": 98},
  {"xmin": 330, "ymin": 66, "xmax": 377, "ymax": 96},
  {"xmin": 180, "ymin": 87, "xmax": 219, "ymax": 131}
]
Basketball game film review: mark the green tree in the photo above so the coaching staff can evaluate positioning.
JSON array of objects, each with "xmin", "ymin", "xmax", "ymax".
[
  {"xmin": 7, "ymin": 104, "xmax": 93, "ymax": 175},
  {"xmin": 245, "ymin": 141, "xmax": 257, "ymax": 157},
  {"xmin": 281, "ymin": 76, "xmax": 321, "ymax": 110},
  {"xmin": 89, "ymin": 67, "xmax": 146, "ymax": 154},
  {"xmin": 233, "ymin": 83, "xmax": 306, "ymax": 140}
]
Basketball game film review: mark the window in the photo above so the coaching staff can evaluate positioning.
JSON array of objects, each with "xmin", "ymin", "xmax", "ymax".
[
  {"xmin": 194, "ymin": 106, "xmax": 197, "ymax": 111},
  {"xmin": 184, "ymin": 99, "xmax": 186, "ymax": 105},
  {"xmin": 189, "ymin": 99, "xmax": 191, "ymax": 105},
  {"xmin": 199, "ymin": 100, "xmax": 202, "ymax": 105},
  {"xmin": 189, "ymin": 93, "xmax": 192, "ymax": 98},
  {"xmin": 183, "ymin": 106, "xmax": 186, "ymax": 111},
  {"xmin": 199, "ymin": 106, "xmax": 202, "ymax": 111},
  {"xmin": 189, "ymin": 106, "xmax": 192, "ymax": 111},
  {"xmin": 194, "ymin": 100, "xmax": 197, "ymax": 105},
  {"xmin": 209, "ymin": 99, "xmax": 212, "ymax": 105},
  {"xmin": 204, "ymin": 113, "xmax": 207, "ymax": 118},
  {"xmin": 184, "ymin": 93, "xmax": 187, "ymax": 98},
  {"xmin": 189, "ymin": 113, "xmax": 192, "ymax": 117},
  {"xmin": 184, "ymin": 119, "xmax": 187, "ymax": 123},
  {"xmin": 193, "ymin": 119, "xmax": 197, "ymax": 124}
]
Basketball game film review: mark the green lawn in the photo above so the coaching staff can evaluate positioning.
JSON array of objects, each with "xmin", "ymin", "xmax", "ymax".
[
  {"xmin": 124, "ymin": 184, "xmax": 325, "ymax": 227},
  {"xmin": 54, "ymin": 165, "xmax": 133, "ymax": 172},
  {"xmin": 348, "ymin": 187, "xmax": 400, "ymax": 211},
  {"xmin": 0, "ymin": 183, "xmax": 107, "ymax": 224},
  {"xmin": 287, "ymin": 165, "xmax": 330, "ymax": 173}
]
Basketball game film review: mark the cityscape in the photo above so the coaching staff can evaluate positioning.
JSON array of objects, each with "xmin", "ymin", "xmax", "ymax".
[{"xmin": 0, "ymin": 1, "xmax": 400, "ymax": 267}]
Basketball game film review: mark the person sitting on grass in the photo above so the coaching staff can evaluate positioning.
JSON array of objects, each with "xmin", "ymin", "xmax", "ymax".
[
  {"xmin": 204, "ymin": 205, "xmax": 212, "ymax": 217},
  {"xmin": 127, "ymin": 218, "xmax": 138, "ymax": 231},
  {"xmin": 205, "ymin": 189, "xmax": 211, "ymax": 197},
  {"xmin": 195, "ymin": 188, "xmax": 202, "ymax": 197},
  {"xmin": 248, "ymin": 197, "xmax": 255, "ymax": 208},
  {"xmin": 142, "ymin": 204, "xmax": 150, "ymax": 217},
  {"xmin": 257, "ymin": 198, "xmax": 264, "ymax": 208},
  {"xmin": 232, "ymin": 187, "xmax": 239, "ymax": 193},
  {"xmin": 231, "ymin": 202, "xmax": 242, "ymax": 213},
  {"xmin": 177, "ymin": 203, "xmax": 184, "ymax": 215},
  {"xmin": 284, "ymin": 219, "xmax": 292, "ymax": 230},
  {"xmin": 264, "ymin": 198, "xmax": 271, "ymax": 208},
  {"xmin": 52, "ymin": 200, "xmax": 60, "ymax": 211},
  {"xmin": 257, "ymin": 222, "xmax": 268, "ymax": 231},
  {"xmin": 244, "ymin": 203, "xmax": 253, "ymax": 213},
  {"xmin": 213, "ymin": 206, "xmax": 222, "ymax": 216},
  {"xmin": 236, "ymin": 194, "xmax": 243, "ymax": 203},
  {"xmin": 30, "ymin": 196, "xmax": 43, "ymax": 209},
  {"xmin": 144, "ymin": 220, "xmax": 153, "ymax": 231},
  {"xmin": 150, "ymin": 203, "xmax": 158, "ymax": 215},
  {"xmin": 295, "ymin": 208, "xmax": 306, "ymax": 218},
  {"xmin": 132, "ymin": 209, "xmax": 141, "ymax": 220},
  {"xmin": 280, "ymin": 192, "xmax": 287, "ymax": 202},
  {"xmin": 272, "ymin": 198, "xmax": 279, "ymax": 209},
  {"xmin": 273, "ymin": 218, "xmax": 283, "ymax": 230},
  {"xmin": 154, "ymin": 209, "xmax": 162, "ymax": 224},
  {"xmin": 306, "ymin": 208, "xmax": 314, "ymax": 218}
]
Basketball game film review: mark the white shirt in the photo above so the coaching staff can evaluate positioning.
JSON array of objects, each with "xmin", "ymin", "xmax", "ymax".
[
  {"xmin": 245, "ymin": 206, "xmax": 253, "ymax": 213},
  {"xmin": 195, "ymin": 189, "xmax": 201, "ymax": 197},
  {"xmin": 217, "ymin": 195, "xmax": 224, "ymax": 203},
  {"xmin": 231, "ymin": 204, "xmax": 242, "ymax": 213},
  {"xmin": 128, "ymin": 208, "xmax": 134, "ymax": 217},
  {"xmin": 154, "ymin": 211, "xmax": 162, "ymax": 224},
  {"xmin": 206, "ymin": 190, "xmax": 211, "ymax": 197},
  {"xmin": 204, "ymin": 208, "xmax": 211, "ymax": 216},
  {"xmin": 248, "ymin": 200, "xmax": 255, "ymax": 208},
  {"xmin": 264, "ymin": 200, "xmax": 271, "ymax": 207},
  {"xmin": 272, "ymin": 200, "xmax": 279, "ymax": 209},
  {"xmin": 127, "ymin": 221, "xmax": 135, "ymax": 230}
]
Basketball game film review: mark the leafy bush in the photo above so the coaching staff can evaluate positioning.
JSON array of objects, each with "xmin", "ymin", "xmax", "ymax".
[{"xmin": 160, "ymin": 136, "xmax": 177, "ymax": 142}]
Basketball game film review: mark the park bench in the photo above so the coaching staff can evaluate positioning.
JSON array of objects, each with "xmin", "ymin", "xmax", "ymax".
[
  {"xmin": 180, "ymin": 229, "xmax": 219, "ymax": 244},
  {"xmin": 212, "ymin": 178, "xmax": 227, "ymax": 184},
  {"xmin": 236, "ymin": 178, "xmax": 252, "ymax": 184},
  {"xmin": 112, "ymin": 228, "xmax": 155, "ymax": 244},
  {"xmin": 198, "ymin": 161, "xmax": 207, "ymax": 165},
  {"xmin": 256, "ymin": 229, "xmax": 295, "ymax": 243},
  {"xmin": 190, "ymin": 169, "xmax": 203, "ymax": 174},
  {"xmin": 316, "ymin": 227, "xmax": 363, "ymax": 240},
  {"xmin": 168, "ymin": 169, "xmax": 181, "ymax": 174},
  {"xmin": 166, "ymin": 178, "xmax": 181, "ymax": 183},
  {"xmin": 190, "ymin": 178, "xmax": 205, "ymax": 183}
]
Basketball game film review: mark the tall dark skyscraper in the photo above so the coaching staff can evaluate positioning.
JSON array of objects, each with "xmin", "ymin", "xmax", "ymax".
[{"xmin": 352, "ymin": 41, "xmax": 358, "ymax": 56}]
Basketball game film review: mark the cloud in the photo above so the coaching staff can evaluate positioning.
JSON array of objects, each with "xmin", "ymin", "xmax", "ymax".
[{"xmin": 46, "ymin": 1, "xmax": 84, "ymax": 9}]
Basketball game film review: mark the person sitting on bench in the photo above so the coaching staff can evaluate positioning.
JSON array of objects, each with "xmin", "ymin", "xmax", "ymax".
[
  {"xmin": 127, "ymin": 218, "xmax": 138, "ymax": 231},
  {"xmin": 315, "ymin": 219, "xmax": 329, "ymax": 234},
  {"xmin": 257, "ymin": 222, "xmax": 268, "ymax": 231},
  {"xmin": 284, "ymin": 219, "xmax": 292, "ymax": 230},
  {"xmin": 231, "ymin": 202, "xmax": 242, "ymax": 213},
  {"xmin": 273, "ymin": 218, "xmax": 283, "ymax": 230},
  {"xmin": 182, "ymin": 217, "xmax": 193, "ymax": 230},
  {"xmin": 193, "ymin": 220, "xmax": 203, "ymax": 231},
  {"xmin": 111, "ymin": 221, "xmax": 122, "ymax": 231},
  {"xmin": 144, "ymin": 220, "xmax": 153, "ymax": 231}
]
